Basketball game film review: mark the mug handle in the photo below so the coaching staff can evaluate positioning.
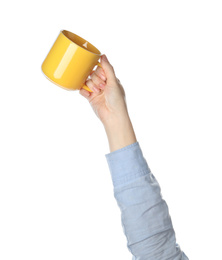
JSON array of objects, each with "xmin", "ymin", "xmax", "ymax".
[{"xmin": 82, "ymin": 62, "xmax": 102, "ymax": 92}]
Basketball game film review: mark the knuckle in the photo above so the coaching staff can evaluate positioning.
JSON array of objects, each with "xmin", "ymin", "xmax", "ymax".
[{"xmin": 110, "ymin": 64, "xmax": 114, "ymax": 71}]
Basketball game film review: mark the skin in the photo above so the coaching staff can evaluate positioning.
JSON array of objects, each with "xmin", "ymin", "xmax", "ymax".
[{"xmin": 79, "ymin": 55, "xmax": 137, "ymax": 152}]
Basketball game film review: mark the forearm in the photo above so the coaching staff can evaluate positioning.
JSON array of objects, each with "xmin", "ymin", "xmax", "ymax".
[{"xmin": 103, "ymin": 112, "xmax": 137, "ymax": 153}]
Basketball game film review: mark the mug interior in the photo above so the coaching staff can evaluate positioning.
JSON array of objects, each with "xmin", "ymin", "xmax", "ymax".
[{"xmin": 62, "ymin": 30, "xmax": 101, "ymax": 55}]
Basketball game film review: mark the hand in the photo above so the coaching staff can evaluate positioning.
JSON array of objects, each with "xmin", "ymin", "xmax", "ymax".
[
  {"xmin": 79, "ymin": 55, "xmax": 137, "ymax": 152},
  {"xmin": 79, "ymin": 55, "xmax": 128, "ymax": 126}
]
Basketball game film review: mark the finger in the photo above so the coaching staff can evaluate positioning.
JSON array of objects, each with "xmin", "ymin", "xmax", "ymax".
[
  {"xmin": 79, "ymin": 88, "xmax": 91, "ymax": 100},
  {"xmin": 91, "ymin": 72, "xmax": 106, "ymax": 90},
  {"xmin": 100, "ymin": 54, "xmax": 116, "ymax": 83},
  {"xmin": 85, "ymin": 79, "xmax": 101, "ymax": 93},
  {"xmin": 94, "ymin": 66, "xmax": 106, "ymax": 81}
]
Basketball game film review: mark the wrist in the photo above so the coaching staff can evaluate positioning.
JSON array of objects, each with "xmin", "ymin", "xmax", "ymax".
[{"xmin": 103, "ymin": 113, "xmax": 137, "ymax": 152}]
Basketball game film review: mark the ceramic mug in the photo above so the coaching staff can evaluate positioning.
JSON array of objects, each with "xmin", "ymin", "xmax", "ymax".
[{"xmin": 41, "ymin": 30, "xmax": 102, "ymax": 92}]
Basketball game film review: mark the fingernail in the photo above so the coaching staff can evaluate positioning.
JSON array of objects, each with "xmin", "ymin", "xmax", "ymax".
[
  {"xmin": 102, "ymin": 55, "xmax": 108, "ymax": 62},
  {"xmin": 99, "ymin": 83, "xmax": 105, "ymax": 89},
  {"xmin": 93, "ymin": 86, "xmax": 100, "ymax": 93},
  {"xmin": 100, "ymin": 74, "xmax": 106, "ymax": 81}
]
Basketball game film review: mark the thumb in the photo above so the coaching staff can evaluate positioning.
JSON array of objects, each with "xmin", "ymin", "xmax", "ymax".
[{"xmin": 100, "ymin": 55, "xmax": 116, "ymax": 82}]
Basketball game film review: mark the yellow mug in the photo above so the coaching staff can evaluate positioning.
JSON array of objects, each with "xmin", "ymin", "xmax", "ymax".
[{"xmin": 41, "ymin": 30, "xmax": 102, "ymax": 92}]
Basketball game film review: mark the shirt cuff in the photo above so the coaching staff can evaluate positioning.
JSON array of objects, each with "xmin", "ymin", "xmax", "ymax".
[{"xmin": 105, "ymin": 142, "xmax": 151, "ymax": 188}]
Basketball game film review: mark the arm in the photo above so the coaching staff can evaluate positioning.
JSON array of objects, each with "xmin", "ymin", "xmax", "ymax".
[
  {"xmin": 79, "ymin": 55, "xmax": 189, "ymax": 259},
  {"xmin": 105, "ymin": 141, "xmax": 188, "ymax": 260}
]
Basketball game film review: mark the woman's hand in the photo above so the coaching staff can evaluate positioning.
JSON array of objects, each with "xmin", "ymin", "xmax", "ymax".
[
  {"xmin": 79, "ymin": 55, "xmax": 128, "ymax": 125},
  {"xmin": 79, "ymin": 54, "xmax": 137, "ymax": 152}
]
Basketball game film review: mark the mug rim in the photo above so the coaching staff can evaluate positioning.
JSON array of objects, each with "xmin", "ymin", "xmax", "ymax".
[{"xmin": 61, "ymin": 30, "xmax": 101, "ymax": 56}]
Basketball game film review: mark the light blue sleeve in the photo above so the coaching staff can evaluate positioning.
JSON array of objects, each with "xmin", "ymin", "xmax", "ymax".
[{"xmin": 105, "ymin": 142, "xmax": 189, "ymax": 260}]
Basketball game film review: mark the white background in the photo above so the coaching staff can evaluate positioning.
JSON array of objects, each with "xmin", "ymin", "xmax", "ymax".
[{"xmin": 0, "ymin": 1, "xmax": 221, "ymax": 259}]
